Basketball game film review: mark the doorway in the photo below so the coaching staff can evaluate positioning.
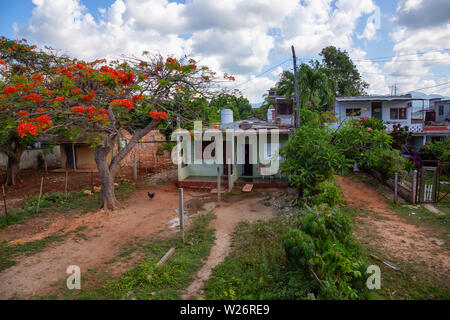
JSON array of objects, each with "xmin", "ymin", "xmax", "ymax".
[
  {"xmin": 371, "ymin": 102, "xmax": 382, "ymax": 120},
  {"xmin": 65, "ymin": 145, "xmax": 76, "ymax": 169},
  {"xmin": 242, "ymin": 144, "xmax": 253, "ymax": 176}
]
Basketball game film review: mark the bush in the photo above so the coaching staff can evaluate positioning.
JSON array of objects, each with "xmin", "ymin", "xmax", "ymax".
[
  {"xmin": 420, "ymin": 139, "xmax": 450, "ymax": 165},
  {"xmin": 370, "ymin": 148, "xmax": 407, "ymax": 181},
  {"xmin": 282, "ymin": 205, "xmax": 369, "ymax": 299},
  {"xmin": 305, "ymin": 178, "xmax": 343, "ymax": 207}
]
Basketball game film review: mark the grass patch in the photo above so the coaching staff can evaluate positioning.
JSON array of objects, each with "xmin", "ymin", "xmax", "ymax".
[
  {"xmin": 0, "ymin": 226, "xmax": 87, "ymax": 272},
  {"xmin": 204, "ymin": 217, "xmax": 295, "ymax": 300},
  {"xmin": 37, "ymin": 211, "xmax": 216, "ymax": 300},
  {"xmin": 362, "ymin": 244, "xmax": 450, "ymax": 300},
  {"xmin": 0, "ymin": 178, "xmax": 135, "ymax": 230}
]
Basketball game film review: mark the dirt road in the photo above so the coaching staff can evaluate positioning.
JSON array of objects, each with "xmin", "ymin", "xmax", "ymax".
[{"xmin": 336, "ymin": 175, "xmax": 449, "ymax": 281}]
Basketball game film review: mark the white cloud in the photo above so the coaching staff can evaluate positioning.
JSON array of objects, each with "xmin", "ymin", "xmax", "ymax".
[{"xmin": 13, "ymin": 0, "xmax": 395, "ymax": 102}]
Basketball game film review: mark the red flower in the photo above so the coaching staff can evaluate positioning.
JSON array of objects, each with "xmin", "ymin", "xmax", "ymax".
[
  {"xmin": 3, "ymin": 86, "xmax": 18, "ymax": 94},
  {"xmin": 132, "ymin": 94, "xmax": 143, "ymax": 102},
  {"xmin": 37, "ymin": 108, "xmax": 47, "ymax": 113},
  {"xmin": 32, "ymin": 74, "xmax": 43, "ymax": 83},
  {"xmin": 23, "ymin": 93, "xmax": 43, "ymax": 104},
  {"xmin": 72, "ymin": 88, "xmax": 83, "ymax": 95},
  {"xmin": 111, "ymin": 99, "xmax": 134, "ymax": 109},
  {"xmin": 149, "ymin": 111, "xmax": 167, "ymax": 119},
  {"xmin": 18, "ymin": 110, "xmax": 28, "ymax": 117},
  {"xmin": 82, "ymin": 90, "xmax": 96, "ymax": 102},
  {"xmin": 71, "ymin": 106, "xmax": 85, "ymax": 113},
  {"xmin": 17, "ymin": 121, "xmax": 37, "ymax": 138},
  {"xmin": 51, "ymin": 96, "xmax": 66, "ymax": 103}
]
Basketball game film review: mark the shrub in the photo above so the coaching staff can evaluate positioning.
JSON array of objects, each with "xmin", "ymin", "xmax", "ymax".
[
  {"xmin": 370, "ymin": 148, "xmax": 407, "ymax": 181},
  {"xmin": 282, "ymin": 205, "xmax": 369, "ymax": 299},
  {"xmin": 306, "ymin": 178, "xmax": 343, "ymax": 207}
]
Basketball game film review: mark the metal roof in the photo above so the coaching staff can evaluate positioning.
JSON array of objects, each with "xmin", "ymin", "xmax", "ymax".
[{"xmin": 336, "ymin": 95, "xmax": 413, "ymax": 102}]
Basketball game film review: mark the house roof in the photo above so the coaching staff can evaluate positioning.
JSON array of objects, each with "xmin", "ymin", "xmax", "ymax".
[
  {"xmin": 220, "ymin": 117, "xmax": 293, "ymax": 133},
  {"xmin": 336, "ymin": 94, "xmax": 413, "ymax": 102}
]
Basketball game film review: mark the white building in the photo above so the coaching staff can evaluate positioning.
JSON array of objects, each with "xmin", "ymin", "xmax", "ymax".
[{"xmin": 331, "ymin": 94, "xmax": 449, "ymax": 152}]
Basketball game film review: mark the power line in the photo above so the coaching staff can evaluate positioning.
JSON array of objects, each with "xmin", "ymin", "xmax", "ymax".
[
  {"xmin": 352, "ymin": 48, "xmax": 450, "ymax": 62},
  {"xmin": 397, "ymin": 81, "xmax": 450, "ymax": 95},
  {"xmin": 360, "ymin": 71, "xmax": 449, "ymax": 77},
  {"xmin": 233, "ymin": 58, "xmax": 291, "ymax": 89}
]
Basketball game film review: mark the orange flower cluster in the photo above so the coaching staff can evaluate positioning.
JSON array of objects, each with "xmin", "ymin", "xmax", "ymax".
[
  {"xmin": 23, "ymin": 93, "xmax": 43, "ymax": 104},
  {"xmin": 132, "ymin": 94, "xmax": 143, "ymax": 102},
  {"xmin": 71, "ymin": 106, "xmax": 109, "ymax": 122},
  {"xmin": 72, "ymin": 88, "xmax": 83, "ymax": 95},
  {"xmin": 111, "ymin": 99, "xmax": 134, "ymax": 109},
  {"xmin": 3, "ymin": 86, "xmax": 17, "ymax": 94},
  {"xmin": 51, "ymin": 96, "xmax": 66, "ymax": 103},
  {"xmin": 32, "ymin": 74, "xmax": 43, "ymax": 83},
  {"xmin": 17, "ymin": 115, "xmax": 53, "ymax": 138},
  {"xmin": 99, "ymin": 66, "xmax": 135, "ymax": 86},
  {"xmin": 82, "ymin": 90, "xmax": 96, "ymax": 102},
  {"xmin": 148, "ymin": 111, "xmax": 167, "ymax": 119}
]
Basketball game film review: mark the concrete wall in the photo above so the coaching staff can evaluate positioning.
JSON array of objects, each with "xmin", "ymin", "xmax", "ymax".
[
  {"xmin": 0, "ymin": 147, "xmax": 61, "ymax": 169},
  {"xmin": 434, "ymin": 101, "xmax": 450, "ymax": 122}
]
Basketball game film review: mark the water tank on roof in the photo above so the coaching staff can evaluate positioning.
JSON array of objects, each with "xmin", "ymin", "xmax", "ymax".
[
  {"xmin": 221, "ymin": 109, "xmax": 233, "ymax": 124},
  {"xmin": 267, "ymin": 109, "xmax": 274, "ymax": 122}
]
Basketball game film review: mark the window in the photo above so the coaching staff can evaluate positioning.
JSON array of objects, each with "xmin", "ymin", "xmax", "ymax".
[
  {"xmin": 277, "ymin": 101, "xmax": 293, "ymax": 115},
  {"xmin": 439, "ymin": 105, "xmax": 444, "ymax": 116},
  {"xmin": 346, "ymin": 108, "xmax": 361, "ymax": 116},
  {"xmin": 390, "ymin": 108, "xmax": 407, "ymax": 120}
]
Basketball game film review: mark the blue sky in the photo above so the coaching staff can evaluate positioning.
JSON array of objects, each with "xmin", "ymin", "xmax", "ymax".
[{"xmin": 1, "ymin": 0, "xmax": 449, "ymax": 102}]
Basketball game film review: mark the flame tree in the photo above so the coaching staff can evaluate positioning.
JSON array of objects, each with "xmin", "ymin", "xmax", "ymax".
[{"xmin": 0, "ymin": 37, "xmax": 231, "ymax": 209}]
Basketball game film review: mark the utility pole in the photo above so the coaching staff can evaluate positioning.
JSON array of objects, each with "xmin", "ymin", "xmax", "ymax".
[{"xmin": 291, "ymin": 45, "xmax": 300, "ymax": 128}]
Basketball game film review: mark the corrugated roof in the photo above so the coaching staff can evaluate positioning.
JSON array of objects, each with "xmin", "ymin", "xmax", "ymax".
[{"xmin": 336, "ymin": 95, "xmax": 413, "ymax": 102}]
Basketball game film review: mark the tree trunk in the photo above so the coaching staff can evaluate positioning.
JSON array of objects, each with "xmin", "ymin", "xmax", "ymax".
[
  {"xmin": 94, "ymin": 119, "xmax": 162, "ymax": 210},
  {"xmin": 95, "ymin": 143, "xmax": 120, "ymax": 210},
  {"xmin": 5, "ymin": 149, "xmax": 24, "ymax": 186}
]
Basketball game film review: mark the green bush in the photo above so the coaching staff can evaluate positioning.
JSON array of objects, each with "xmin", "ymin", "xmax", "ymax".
[
  {"xmin": 420, "ymin": 138, "xmax": 449, "ymax": 165},
  {"xmin": 306, "ymin": 179, "xmax": 343, "ymax": 207},
  {"xmin": 370, "ymin": 148, "xmax": 407, "ymax": 181},
  {"xmin": 282, "ymin": 205, "xmax": 369, "ymax": 299}
]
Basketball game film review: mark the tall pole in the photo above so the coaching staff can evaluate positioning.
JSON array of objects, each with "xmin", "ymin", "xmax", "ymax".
[
  {"xmin": 292, "ymin": 45, "xmax": 300, "ymax": 128},
  {"xmin": 178, "ymin": 188, "xmax": 184, "ymax": 243}
]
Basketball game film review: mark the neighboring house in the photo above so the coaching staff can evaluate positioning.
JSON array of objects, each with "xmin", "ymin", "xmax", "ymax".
[
  {"xmin": 332, "ymin": 94, "xmax": 421, "ymax": 132},
  {"xmin": 331, "ymin": 94, "xmax": 449, "ymax": 153},
  {"xmin": 432, "ymin": 99, "xmax": 450, "ymax": 122},
  {"xmin": 266, "ymin": 88, "xmax": 295, "ymax": 127},
  {"xmin": 57, "ymin": 130, "xmax": 168, "ymax": 171},
  {"xmin": 0, "ymin": 145, "xmax": 60, "ymax": 170},
  {"xmin": 176, "ymin": 108, "xmax": 294, "ymax": 189}
]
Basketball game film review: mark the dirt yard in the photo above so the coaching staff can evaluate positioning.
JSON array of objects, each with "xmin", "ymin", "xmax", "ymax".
[
  {"xmin": 0, "ymin": 179, "xmax": 195, "ymax": 299},
  {"xmin": 181, "ymin": 195, "xmax": 275, "ymax": 299},
  {"xmin": 336, "ymin": 175, "xmax": 450, "ymax": 284},
  {"xmin": 0, "ymin": 168, "xmax": 280, "ymax": 300}
]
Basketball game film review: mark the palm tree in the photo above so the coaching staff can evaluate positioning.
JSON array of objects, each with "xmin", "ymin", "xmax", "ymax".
[{"xmin": 276, "ymin": 64, "xmax": 335, "ymax": 112}]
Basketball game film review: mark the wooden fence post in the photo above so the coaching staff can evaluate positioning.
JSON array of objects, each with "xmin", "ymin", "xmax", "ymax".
[
  {"xmin": 2, "ymin": 185, "xmax": 8, "ymax": 226},
  {"xmin": 65, "ymin": 170, "xmax": 68, "ymax": 197},
  {"xmin": 217, "ymin": 166, "xmax": 221, "ymax": 202},
  {"xmin": 394, "ymin": 172, "xmax": 398, "ymax": 204},
  {"xmin": 412, "ymin": 170, "xmax": 417, "ymax": 204},
  {"xmin": 178, "ymin": 188, "xmax": 184, "ymax": 243},
  {"xmin": 228, "ymin": 164, "xmax": 232, "ymax": 192},
  {"xmin": 36, "ymin": 176, "xmax": 44, "ymax": 215},
  {"xmin": 133, "ymin": 153, "xmax": 137, "ymax": 181}
]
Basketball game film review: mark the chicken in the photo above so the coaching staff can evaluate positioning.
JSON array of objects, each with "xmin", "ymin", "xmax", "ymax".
[{"xmin": 147, "ymin": 192, "xmax": 155, "ymax": 200}]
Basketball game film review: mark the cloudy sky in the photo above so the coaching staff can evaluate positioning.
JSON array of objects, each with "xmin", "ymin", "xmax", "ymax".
[{"xmin": 1, "ymin": 0, "xmax": 450, "ymax": 103}]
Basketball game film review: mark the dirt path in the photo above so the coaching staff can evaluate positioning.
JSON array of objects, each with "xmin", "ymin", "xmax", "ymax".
[
  {"xmin": 335, "ymin": 175, "xmax": 450, "ymax": 281},
  {"xmin": 0, "ymin": 182, "xmax": 191, "ymax": 300},
  {"xmin": 181, "ymin": 195, "xmax": 275, "ymax": 299}
]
